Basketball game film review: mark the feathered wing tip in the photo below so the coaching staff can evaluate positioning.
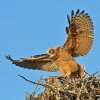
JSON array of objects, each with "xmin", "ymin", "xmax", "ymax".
[
  {"xmin": 5, "ymin": 55, "xmax": 14, "ymax": 62},
  {"xmin": 85, "ymin": 13, "xmax": 88, "ymax": 16},
  {"xmin": 70, "ymin": 9, "xmax": 94, "ymax": 34},
  {"xmin": 67, "ymin": 14, "xmax": 71, "ymax": 25},
  {"xmin": 65, "ymin": 9, "xmax": 94, "ymax": 57},
  {"xmin": 80, "ymin": 10, "xmax": 85, "ymax": 14},
  {"xmin": 71, "ymin": 9, "xmax": 84, "ymax": 17},
  {"xmin": 71, "ymin": 10, "xmax": 74, "ymax": 19},
  {"xmin": 76, "ymin": 9, "xmax": 80, "ymax": 15},
  {"xmin": 71, "ymin": 9, "xmax": 85, "ymax": 20},
  {"xmin": 5, "ymin": 54, "xmax": 59, "ymax": 72}
]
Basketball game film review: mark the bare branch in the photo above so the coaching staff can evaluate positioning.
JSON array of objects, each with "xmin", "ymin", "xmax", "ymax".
[{"xmin": 18, "ymin": 74, "xmax": 57, "ymax": 92}]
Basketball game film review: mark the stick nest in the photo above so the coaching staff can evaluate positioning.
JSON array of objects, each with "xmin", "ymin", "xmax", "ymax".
[{"xmin": 25, "ymin": 73, "xmax": 100, "ymax": 100}]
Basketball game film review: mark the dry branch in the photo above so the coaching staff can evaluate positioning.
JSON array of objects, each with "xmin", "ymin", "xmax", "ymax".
[{"xmin": 18, "ymin": 73, "xmax": 100, "ymax": 100}]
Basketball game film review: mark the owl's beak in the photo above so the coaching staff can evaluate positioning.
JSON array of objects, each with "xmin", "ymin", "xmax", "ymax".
[{"xmin": 46, "ymin": 49, "xmax": 49, "ymax": 55}]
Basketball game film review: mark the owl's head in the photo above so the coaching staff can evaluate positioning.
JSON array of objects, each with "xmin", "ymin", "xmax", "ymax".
[{"xmin": 47, "ymin": 47, "xmax": 58, "ymax": 58}]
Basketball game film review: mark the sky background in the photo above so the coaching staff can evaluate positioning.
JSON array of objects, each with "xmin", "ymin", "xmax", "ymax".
[{"xmin": 0, "ymin": 0, "xmax": 100, "ymax": 100}]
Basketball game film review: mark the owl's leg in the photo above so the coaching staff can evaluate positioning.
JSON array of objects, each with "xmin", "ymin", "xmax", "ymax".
[
  {"xmin": 77, "ymin": 64, "xmax": 85, "ymax": 78},
  {"xmin": 59, "ymin": 66, "xmax": 66, "ymax": 77},
  {"xmin": 65, "ymin": 70, "xmax": 71, "ymax": 77},
  {"xmin": 59, "ymin": 65, "xmax": 71, "ymax": 77}
]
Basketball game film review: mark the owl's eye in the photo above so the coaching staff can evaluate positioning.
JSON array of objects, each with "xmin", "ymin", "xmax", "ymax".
[{"xmin": 49, "ymin": 49, "xmax": 55, "ymax": 54}]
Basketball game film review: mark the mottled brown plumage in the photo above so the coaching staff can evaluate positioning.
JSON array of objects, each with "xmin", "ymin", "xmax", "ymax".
[{"xmin": 6, "ymin": 9, "xmax": 94, "ymax": 77}]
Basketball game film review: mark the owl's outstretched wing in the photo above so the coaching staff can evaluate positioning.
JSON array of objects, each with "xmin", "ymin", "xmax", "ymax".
[
  {"xmin": 6, "ymin": 54, "xmax": 58, "ymax": 72},
  {"xmin": 64, "ymin": 9, "xmax": 94, "ymax": 57}
]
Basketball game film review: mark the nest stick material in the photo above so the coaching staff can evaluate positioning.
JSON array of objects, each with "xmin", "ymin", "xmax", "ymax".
[{"xmin": 18, "ymin": 73, "xmax": 100, "ymax": 100}]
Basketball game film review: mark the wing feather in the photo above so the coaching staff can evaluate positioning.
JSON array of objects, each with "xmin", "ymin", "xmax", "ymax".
[
  {"xmin": 6, "ymin": 55, "xmax": 58, "ymax": 72},
  {"xmin": 64, "ymin": 10, "xmax": 94, "ymax": 57}
]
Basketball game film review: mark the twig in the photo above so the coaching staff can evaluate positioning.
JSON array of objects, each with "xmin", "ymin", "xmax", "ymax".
[
  {"xmin": 92, "ymin": 71, "xmax": 99, "ymax": 76},
  {"xmin": 84, "ymin": 71, "xmax": 91, "ymax": 76},
  {"xmin": 32, "ymin": 84, "xmax": 40, "ymax": 97},
  {"xmin": 76, "ymin": 82, "xmax": 84, "ymax": 100},
  {"xmin": 18, "ymin": 74, "xmax": 57, "ymax": 92},
  {"xmin": 32, "ymin": 76, "xmax": 43, "ymax": 96}
]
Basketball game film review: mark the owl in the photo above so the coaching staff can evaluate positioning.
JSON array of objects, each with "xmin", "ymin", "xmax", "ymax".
[{"xmin": 6, "ymin": 9, "xmax": 94, "ymax": 77}]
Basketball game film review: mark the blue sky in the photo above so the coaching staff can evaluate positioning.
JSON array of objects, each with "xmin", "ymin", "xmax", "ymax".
[{"xmin": 0, "ymin": 0, "xmax": 100, "ymax": 100}]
